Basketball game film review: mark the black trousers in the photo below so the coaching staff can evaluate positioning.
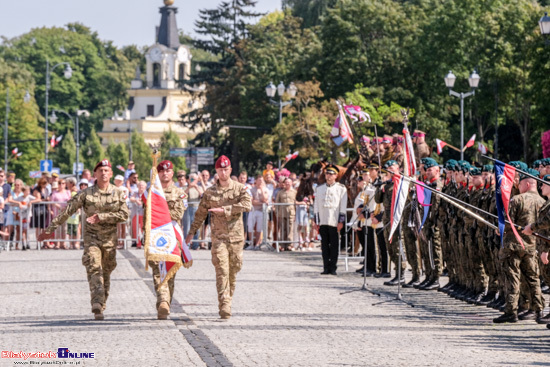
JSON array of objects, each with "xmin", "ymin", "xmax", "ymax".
[
  {"xmin": 358, "ymin": 226, "xmax": 377, "ymax": 273},
  {"xmin": 373, "ymin": 227, "xmax": 388, "ymax": 274},
  {"xmin": 320, "ymin": 225, "xmax": 339, "ymax": 272}
]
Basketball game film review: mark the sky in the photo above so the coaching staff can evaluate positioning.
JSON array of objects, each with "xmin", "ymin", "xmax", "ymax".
[{"xmin": 0, "ymin": 0, "xmax": 282, "ymax": 47}]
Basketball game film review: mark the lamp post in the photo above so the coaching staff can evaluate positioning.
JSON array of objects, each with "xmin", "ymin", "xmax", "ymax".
[
  {"xmin": 444, "ymin": 70, "xmax": 480, "ymax": 160},
  {"xmin": 45, "ymin": 60, "xmax": 72, "ymax": 161},
  {"xmin": 265, "ymin": 81, "xmax": 298, "ymax": 168},
  {"xmin": 4, "ymin": 88, "xmax": 31, "ymax": 172},
  {"xmin": 50, "ymin": 109, "xmax": 89, "ymax": 181}
]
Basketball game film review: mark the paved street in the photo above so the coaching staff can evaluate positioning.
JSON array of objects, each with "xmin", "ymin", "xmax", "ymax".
[{"xmin": 0, "ymin": 247, "xmax": 549, "ymax": 367}]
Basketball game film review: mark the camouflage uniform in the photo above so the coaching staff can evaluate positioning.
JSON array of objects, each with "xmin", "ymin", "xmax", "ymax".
[
  {"xmin": 414, "ymin": 142, "xmax": 430, "ymax": 167},
  {"xmin": 421, "ymin": 178, "xmax": 443, "ymax": 283},
  {"xmin": 188, "ymin": 179, "xmax": 251, "ymax": 317},
  {"xmin": 463, "ymin": 185, "xmax": 488, "ymax": 295},
  {"xmin": 145, "ymin": 183, "xmax": 187, "ymax": 309},
  {"xmin": 402, "ymin": 192, "xmax": 421, "ymax": 281},
  {"xmin": 275, "ymin": 188, "xmax": 297, "ymax": 243},
  {"xmin": 530, "ymin": 199, "xmax": 550, "ymax": 299},
  {"xmin": 500, "ymin": 191, "xmax": 545, "ymax": 315},
  {"xmin": 45, "ymin": 184, "xmax": 129, "ymax": 309}
]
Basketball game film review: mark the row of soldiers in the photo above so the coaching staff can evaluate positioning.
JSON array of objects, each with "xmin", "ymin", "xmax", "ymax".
[{"xmin": 354, "ymin": 153, "xmax": 550, "ymax": 327}]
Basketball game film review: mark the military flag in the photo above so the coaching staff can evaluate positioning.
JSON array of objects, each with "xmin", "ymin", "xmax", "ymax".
[
  {"xmin": 494, "ymin": 159, "xmax": 523, "ymax": 248},
  {"xmin": 331, "ymin": 102, "xmax": 354, "ymax": 146},
  {"xmin": 465, "ymin": 134, "xmax": 476, "ymax": 149},
  {"xmin": 144, "ymin": 164, "xmax": 192, "ymax": 286},
  {"xmin": 478, "ymin": 142, "xmax": 488, "ymax": 154},
  {"xmin": 343, "ymin": 104, "xmax": 371, "ymax": 123},
  {"xmin": 435, "ymin": 139, "xmax": 447, "ymax": 155},
  {"xmin": 402, "ymin": 125, "xmax": 416, "ymax": 177},
  {"xmin": 417, "ymin": 186, "xmax": 432, "ymax": 231},
  {"xmin": 389, "ymin": 173, "xmax": 410, "ymax": 243}
]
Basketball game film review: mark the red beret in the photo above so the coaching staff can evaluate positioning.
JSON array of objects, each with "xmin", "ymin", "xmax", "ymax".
[
  {"xmin": 94, "ymin": 159, "xmax": 111, "ymax": 172},
  {"xmin": 215, "ymin": 155, "xmax": 231, "ymax": 169},
  {"xmin": 157, "ymin": 160, "xmax": 173, "ymax": 171}
]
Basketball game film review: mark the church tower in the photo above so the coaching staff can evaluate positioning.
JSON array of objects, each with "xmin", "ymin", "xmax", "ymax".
[{"xmin": 99, "ymin": 0, "xmax": 204, "ymax": 148}]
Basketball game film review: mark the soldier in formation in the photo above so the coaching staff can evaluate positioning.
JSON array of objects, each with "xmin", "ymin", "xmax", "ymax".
[{"xmin": 38, "ymin": 160, "xmax": 129, "ymax": 320}]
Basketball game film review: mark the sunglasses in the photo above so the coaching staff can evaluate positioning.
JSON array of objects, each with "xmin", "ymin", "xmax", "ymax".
[{"xmin": 177, "ymin": 175, "xmax": 185, "ymax": 179}]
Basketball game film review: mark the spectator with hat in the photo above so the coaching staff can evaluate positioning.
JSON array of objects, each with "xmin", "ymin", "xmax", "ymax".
[
  {"xmin": 124, "ymin": 160, "xmax": 136, "ymax": 183},
  {"xmin": 314, "ymin": 164, "xmax": 348, "ymax": 276}
]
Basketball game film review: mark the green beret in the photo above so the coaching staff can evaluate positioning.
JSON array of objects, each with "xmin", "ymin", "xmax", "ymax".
[
  {"xmin": 383, "ymin": 160, "xmax": 398, "ymax": 169},
  {"xmin": 519, "ymin": 168, "xmax": 539, "ymax": 181},
  {"xmin": 543, "ymin": 174, "xmax": 550, "ymax": 182},
  {"xmin": 482, "ymin": 164, "xmax": 494, "ymax": 173},
  {"xmin": 542, "ymin": 158, "xmax": 550, "ymax": 167},
  {"xmin": 533, "ymin": 160, "xmax": 542, "ymax": 169},
  {"xmin": 509, "ymin": 161, "xmax": 528, "ymax": 171},
  {"xmin": 421, "ymin": 158, "xmax": 438, "ymax": 169},
  {"xmin": 459, "ymin": 161, "xmax": 471, "ymax": 173},
  {"xmin": 470, "ymin": 167, "xmax": 482, "ymax": 176}
]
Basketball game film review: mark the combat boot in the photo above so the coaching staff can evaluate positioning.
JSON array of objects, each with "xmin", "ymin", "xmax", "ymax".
[
  {"xmin": 92, "ymin": 303, "xmax": 104, "ymax": 321},
  {"xmin": 536, "ymin": 312, "xmax": 550, "ymax": 324},
  {"xmin": 384, "ymin": 276, "xmax": 398, "ymax": 286},
  {"xmin": 439, "ymin": 281, "xmax": 454, "ymax": 293},
  {"xmin": 220, "ymin": 303, "xmax": 231, "ymax": 320},
  {"xmin": 493, "ymin": 313, "xmax": 518, "ymax": 324},
  {"xmin": 414, "ymin": 277, "xmax": 430, "ymax": 289},
  {"xmin": 402, "ymin": 276, "xmax": 420, "ymax": 288},
  {"xmin": 468, "ymin": 291, "xmax": 486, "ymax": 305},
  {"xmin": 518, "ymin": 310, "xmax": 542, "ymax": 321},
  {"xmin": 477, "ymin": 291, "xmax": 496, "ymax": 306},
  {"xmin": 157, "ymin": 301, "xmax": 170, "ymax": 320},
  {"xmin": 422, "ymin": 278, "xmax": 440, "ymax": 291}
]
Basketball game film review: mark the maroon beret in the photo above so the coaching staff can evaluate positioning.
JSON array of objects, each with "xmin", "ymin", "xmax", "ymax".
[
  {"xmin": 215, "ymin": 155, "xmax": 231, "ymax": 169},
  {"xmin": 94, "ymin": 159, "xmax": 112, "ymax": 172},
  {"xmin": 157, "ymin": 160, "xmax": 173, "ymax": 171}
]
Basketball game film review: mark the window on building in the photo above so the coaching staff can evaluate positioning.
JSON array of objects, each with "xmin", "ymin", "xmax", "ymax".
[
  {"xmin": 153, "ymin": 63, "xmax": 160, "ymax": 87},
  {"xmin": 178, "ymin": 63, "xmax": 185, "ymax": 80},
  {"xmin": 147, "ymin": 105, "xmax": 155, "ymax": 117}
]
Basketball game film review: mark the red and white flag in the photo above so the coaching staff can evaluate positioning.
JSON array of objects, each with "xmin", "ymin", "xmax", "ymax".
[
  {"xmin": 144, "ymin": 166, "xmax": 192, "ymax": 286},
  {"xmin": 389, "ymin": 173, "xmax": 410, "ymax": 243},
  {"xmin": 477, "ymin": 142, "xmax": 488, "ymax": 154},
  {"xmin": 285, "ymin": 151, "xmax": 299, "ymax": 161},
  {"xmin": 116, "ymin": 165, "xmax": 126, "ymax": 172},
  {"xmin": 11, "ymin": 147, "xmax": 18, "ymax": 155},
  {"xmin": 56, "ymin": 135, "xmax": 63, "ymax": 144},
  {"xmin": 50, "ymin": 135, "xmax": 56, "ymax": 148},
  {"xmin": 465, "ymin": 134, "xmax": 476, "ymax": 148},
  {"xmin": 331, "ymin": 102, "xmax": 354, "ymax": 146},
  {"xmin": 435, "ymin": 139, "xmax": 447, "ymax": 155}
]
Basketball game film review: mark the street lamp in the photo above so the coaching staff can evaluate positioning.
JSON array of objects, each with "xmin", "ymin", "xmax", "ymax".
[
  {"xmin": 4, "ymin": 88, "xmax": 31, "ymax": 172},
  {"xmin": 444, "ymin": 69, "xmax": 480, "ymax": 160},
  {"xmin": 50, "ymin": 108, "xmax": 89, "ymax": 181},
  {"xmin": 265, "ymin": 81, "xmax": 298, "ymax": 168},
  {"xmin": 45, "ymin": 60, "xmax": 72, "ymax": 161}
]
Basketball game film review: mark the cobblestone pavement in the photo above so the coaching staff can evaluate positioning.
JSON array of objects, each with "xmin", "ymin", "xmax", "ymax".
[{"xmin": 0, "ymin": 247, "xmax": 549, "ymax": 366}]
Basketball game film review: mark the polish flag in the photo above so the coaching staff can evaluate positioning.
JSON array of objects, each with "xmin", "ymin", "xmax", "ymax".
[
  {"xmin": 116, "ymin": 165, "xmax": 126, "ymax": 172},
  {"xmin": 56, "ymin": 135, "xmax": 63, "ymax": 145},
  {"xmin": 16, "ymin": 152, "xmax": 22, "ymax": 157},
  {"xmin": 50, "ymin": 135, "xmax": 56, "ymax": 148},
  {"xmin": 478, "ymin": 142, "xmax": 488, "ymax": 154},
  {"xmin": 435, "ymin": 139, "xmax": 447, "ymax": 155},
  {"xmin": 144, "ymin": 166, "xmax": 192, "ymax": 286},
  {"xmin": 465, "ymin": 134, "xmax": 476, "ymax": 148},
  {"xmin": 285, "ymin": 151, "xmax": 299, "ymax": 161},
  {"xmin": 11, "ymin": 147, "xmax": 18, "ymax": 155}
]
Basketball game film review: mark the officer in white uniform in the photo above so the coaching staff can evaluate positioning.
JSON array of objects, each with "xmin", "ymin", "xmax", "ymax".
[{"xmin": 314, "ymin": 164, "xmax": 348, "ymax": 275}]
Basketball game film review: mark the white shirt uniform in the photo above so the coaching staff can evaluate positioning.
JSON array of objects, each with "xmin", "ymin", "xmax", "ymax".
[{"xmin": 314, "ymin": 182, "xmax": 348, "ymax": 227}]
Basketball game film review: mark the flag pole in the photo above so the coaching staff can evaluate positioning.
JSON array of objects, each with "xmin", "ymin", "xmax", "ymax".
[
  {"xmin": 382, "ymin": 169, "xmax": 550, "ymax": 243},
  {"xmin": 481, "ymin": 155, "xmax": 549, "ymax": 186}
]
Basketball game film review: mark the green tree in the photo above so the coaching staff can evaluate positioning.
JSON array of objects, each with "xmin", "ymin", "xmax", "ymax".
[
  {"xmin": 81, "ymin": 127, "xmax": 104, "ymax": 171},
  {"xmin": 105, "ymin": 140, "xmax": 129, "ymax": 176},
  {"xmin": 128, "ymin": 133, "xmax": 152, "ymax": 179},
  {"xmin": 160, "ymin": 129, "xmax": 187, "ymax": 172},
  {"xmin": 52, "ymin": 130, "xmax": 77, "ymax": 174}
]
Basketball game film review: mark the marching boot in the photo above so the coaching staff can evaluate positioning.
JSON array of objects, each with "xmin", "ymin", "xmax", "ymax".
[
  {"xmin": 439, "ymin": 281, "xmax": 454, "ymax": 293},
  {"xmin": 469, "ymin": 291, "xmax": 487, "ymax": 305},
  {"xmin": 220, "ymin": 303, "xmax": 232, "ymax": 320},
  {"xmin": 403, "ymin": 275, "xmax": 421, "ymax": 288},
  {"xmin": 422, "ymin": 278, "xmax": 440, "ymax": 291},
  {"xmin": 518, "ymin": 310, "xmax": 541, "ymax": 321},
  {"xmin": 414, "ymin": 277, "xmax": 430, "ymax": 289},
  {"xmin": 493, "ymin": 313, "xmax": 518, "ymax": 324},
  {"xmin": 536, "ymin": 312, "xmax": 550, "ymax": 324},
  {"xmin": 92, "ymin": 303, "xmax": 104, "ymax": 321},
  {"xmin": 384, "ymin": 276, "xmax": 399, "ymax": 286},
  {"xmin": 477, "ymin": 291, "xmax": 496, "ymax": 306},
  {"xmin": 157, "ymin": 301, "xmax": 170, "ymax": 320}
]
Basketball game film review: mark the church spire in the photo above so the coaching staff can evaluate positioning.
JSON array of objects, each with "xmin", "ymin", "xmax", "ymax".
[{"xmin": 157, "ymin": 0, "xmax": 180, "ymax": 49}]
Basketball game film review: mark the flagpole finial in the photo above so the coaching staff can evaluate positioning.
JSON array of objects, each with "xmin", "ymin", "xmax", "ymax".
[{"xmin": 150, "ymin": 143, "xmax": 162, "ymax": 167}]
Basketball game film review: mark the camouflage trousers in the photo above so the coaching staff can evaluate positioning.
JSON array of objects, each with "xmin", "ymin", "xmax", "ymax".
[
  {"xmin": 466, "ymin": 235, "xmax": 487, "ymax": 293},
  {"xmin": 81, "ymin": 241, "xmax": 117, "ymax": 308},
  {"xmin": 211, "ymin": 240, "xmax": 244, "ymax": 313},
  {"xmin": 421, "ymin": 225, "xmax": 442, "ymax": 280},
  {"xmin": 499, "ymin": 246, "xmax": 544, "ymax": 314},
  {"xmin": 148, "ymin": 260, "xmax": 176, "ymax": 309},
  {"xmin": 403, "ymin": 224, "xmax": 421, "ymax": 279},
  {"xmin": 383, "ymin": 225, "xmax": 406, "ymax": 276}
]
